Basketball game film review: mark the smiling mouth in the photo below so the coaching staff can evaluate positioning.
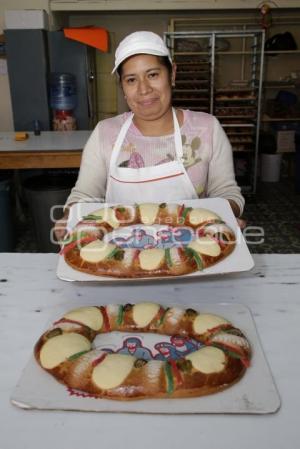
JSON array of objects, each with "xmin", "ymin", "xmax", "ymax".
[{"xmin": 139, "ymin": 98, "xmax": 159, "ymax": 106}]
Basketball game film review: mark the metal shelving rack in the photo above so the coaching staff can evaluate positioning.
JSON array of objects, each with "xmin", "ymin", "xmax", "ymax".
[{"xmin": 164, "ymin": 29, "xmax": 265, "ymax": 194}]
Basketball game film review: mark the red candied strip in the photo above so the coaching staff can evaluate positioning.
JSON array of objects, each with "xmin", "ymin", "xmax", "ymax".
[
  {"xmin": 241, "ymin": 358, "xmax": 251, "ymax": 368},
  {"xmin": 222, "ymin": 342, "xmax": 250, "ymax": 368},
  {"xmin": 169, "ymin": 359, "xmax": 183, "ymax": 386},
  {"xmin": 60, "ymin": 235, "xmax": 96, "ymax": 255},
  {"xmin": 67, "ymin": 387, "xmax": 99, "ymax": 399},
  {"xmin": 114, "ymin": 208, "xmax": 128, "ymax": 221},
  {"xmin": 91, "ymin": 353, "xmax": 107, "ymax": 367},
  {"xmin": 215, "ymin": 340, "xmax": 247, "ymax": 358},
  {"xmin": 195, "ymin": 230, "xmax": 226, "ymax": 249},
  {"xmin": 178, "ymin": 204, "xmax": 185, "ymax": 219},
  {"xmin": 133, "ymin": 249, "xmax": 140, "ymax": 262},
  {"xmin": 197, "ymin": 228, "xmax": 206, "ymax": 237},
  {"xmin": 53, "ymin": 317, "xmax": 85, "ymax": 327},
  {"xmin": 207, "ymin": 340, "xmax": 250, "ymax": 367},
  {"xmin": 206, "ymin": 323, "xmax": 233, "ymax": 336},
  {"xmin": 155, "ymin": 306, "xmax": 166, "ymax": 325},
  {"xmin": 210, "ymin": 235, "xmax": 227, "ymax": 250},
  {"xmin": 100, "ymin": 306, "xmax": 111, "ymax": 332}
]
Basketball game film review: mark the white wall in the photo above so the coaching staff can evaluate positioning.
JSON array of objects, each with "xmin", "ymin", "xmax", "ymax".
[{"xmin": 50, "ymin": 0, "xmax": 300, "ymax": 12}]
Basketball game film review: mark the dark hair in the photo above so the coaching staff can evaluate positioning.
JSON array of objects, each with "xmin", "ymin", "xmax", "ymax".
[{"xmin": 117, "ymin": 55, "xmax": 172, "ymax": 78}]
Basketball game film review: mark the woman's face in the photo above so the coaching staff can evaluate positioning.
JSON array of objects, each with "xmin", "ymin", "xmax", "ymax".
[{"xmin": 120, "ymin": 54, "xmax": 175, "ymax": 121}]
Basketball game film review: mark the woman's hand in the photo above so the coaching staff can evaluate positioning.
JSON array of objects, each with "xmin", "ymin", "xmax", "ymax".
[
  {"xmin": 54, "ymin": 209, "xmax": 70, "ymax": 243},
  {"xmin": 236, "ymin": 218, "xmax": 247, "ymax": 230},
  {"xmin": 228, "ymin": 200, "xmax": 246, "ymax": 230}
]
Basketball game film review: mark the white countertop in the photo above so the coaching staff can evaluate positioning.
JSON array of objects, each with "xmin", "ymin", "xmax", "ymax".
[
  {"xmin": 1, "ymin": 253, "xmax": 299, "ymax": 449},
  {"xmin": 0, "ymin": 131, "xmax": 91, "ymax": 152}
]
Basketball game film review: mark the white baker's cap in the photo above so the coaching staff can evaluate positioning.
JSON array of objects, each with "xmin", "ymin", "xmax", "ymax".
[{"xmin": 112, "ymin": 31, "xmax": 172, "ymax": 74}]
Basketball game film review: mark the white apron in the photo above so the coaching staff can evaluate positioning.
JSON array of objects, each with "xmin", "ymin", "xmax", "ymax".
[{"xmin": 105, "ymin": 108, "xmax": 198, "ymax": 203}]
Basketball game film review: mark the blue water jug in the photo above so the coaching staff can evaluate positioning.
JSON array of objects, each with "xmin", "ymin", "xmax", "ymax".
[{"xmin": 49, "ymin": 73, "xmax": 77, "ymax": 111}]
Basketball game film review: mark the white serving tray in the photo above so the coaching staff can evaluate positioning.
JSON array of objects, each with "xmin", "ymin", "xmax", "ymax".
[
  {"xmin": 56, "ymin": 198, "xmax": 254, "ymax": 282},
  {"xmin": 11, "ymin": 303, "xmax": 280, "ymax": 414}
]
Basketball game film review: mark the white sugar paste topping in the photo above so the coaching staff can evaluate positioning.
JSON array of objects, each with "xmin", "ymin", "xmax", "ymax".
[
  {"xmin": 204, "ymin": 223, "xmax": 231, "ymax": 234},
  {"xmin": 211, "ymin": 332, "xmax": 250, "ymax": 350},
  {"xmin": 145, "ymin": 360, "xmax": 164, "ymax": 384},
  {"xmin": 71, "ymin": 349, "xmax": 104, "ymax": 378},
  {"xmin": 106, "ymin": 304, "xmax": 119, "ymax": 317},
  {"xmin": 166, "ymin": 204, "xmax": 179, "ymax": 214},
  {"xmin": 166, "ymin": 307, "xmax": 185, "ymax": 325},
  {"xmin": 169, "ymin": 247, "xmax": 181, "ymax": 266},
  {"xmin": 75, "ymin": 224, "xmax": 99, "ymax": 232},
  {"xmin": 50, "ymin": 322, "xmax": 82, "ymax": 331},
  {"xmin": 122, "ymin": 248, "xmax": 137, "ymax": 268}
]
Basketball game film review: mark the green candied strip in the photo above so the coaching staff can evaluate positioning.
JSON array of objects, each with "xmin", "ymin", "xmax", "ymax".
[
  {"xmin": 67, "ymin": 350, "xmax": 89, "ymax": 361},
  {"xmin": 181, "ymin": 207, "xmax": 192, "ymax": 221},
  {"xmin": 107, "ymin": 247, "xmax": 124, "ymax": 261},
  {"xmin": 82, "ymin": 214, "xmax": 103, "ymax": 221},
  {"xmin": 165, "ymin": 248, "xmax": 173, "ymax": 267},
  {"xmin": 211, "ymin": 343, "xmax": 241, "ymax": 360},
  {"xmin": 46, "ymin": 328, "xmax": 63, "ymax": 339},
  {"xmin": 215, "ymin": 231, "xmax": 230, "ymax": 242},
  {"xmin": 156, "ymin": 307, "xmax": 170, "ymax": 327},
  {"xmin": 60, "ymin": 231, "xmax": 89, "ymax": 246},
  {"xmin": 184, "ymin": 247, "xmax": 204, "ymax": 270},
  {"xmin": 107, "ymin": 247, "xmax": 120, "ymax": 259},
  {"xmin": 116, "ymin": 305, "xmax": 124, "ymax": 326},
  {"xmin": 113, "ymin": 250, "xmax": 125, "ymax": 261},
  {"xmin": 164, "ymin": 362, "xmax": 174, "ymax": 395},
  {"xmin": 226, "ymin": 350, "xmax": 243, "ymax": 360}
]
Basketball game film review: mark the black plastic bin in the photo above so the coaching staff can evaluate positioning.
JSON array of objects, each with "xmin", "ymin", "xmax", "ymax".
[
  {"xmin": 23, "ymin": 173, "xmax": 77, "ymax": 252},
  {"xmin": 0, "ymin": 173, "xmax": 15, "ymax": 252},
  {"xmin": 296, "ymin": 133, "xmax": 300, "ymax": 194}
]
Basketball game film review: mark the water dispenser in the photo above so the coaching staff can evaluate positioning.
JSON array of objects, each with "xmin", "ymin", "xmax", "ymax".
[{"xmin": 49, "ymin": 72, "xmax": 77, "ymax": 130}]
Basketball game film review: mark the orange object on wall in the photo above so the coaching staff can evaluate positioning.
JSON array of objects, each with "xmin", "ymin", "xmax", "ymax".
[{"xmin": 63, "ymin": 27, "xmax": 108, "ymax": 52}]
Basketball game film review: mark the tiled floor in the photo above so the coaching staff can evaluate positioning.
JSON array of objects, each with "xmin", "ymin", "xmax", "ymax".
[
  {"xmin": 14, "ymin": 178, "xmax": 300, "ymax": 254},
  {"xmin": 243, "ymin": 178, "xmax": 300, "ymax": 253}
]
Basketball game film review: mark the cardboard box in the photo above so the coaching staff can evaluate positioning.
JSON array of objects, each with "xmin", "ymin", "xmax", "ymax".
[
  {"xmin": 4, "ymin": 10, "xmax": 49, "ymax": 30},
  {"xmin": 277, "ymin": 130, "xmax": 295, "ymax": 153}
]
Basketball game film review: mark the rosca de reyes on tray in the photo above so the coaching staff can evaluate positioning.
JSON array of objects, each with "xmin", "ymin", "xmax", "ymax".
[
  {"xmin": 61, "ymin": 203, "xmax": 236, "ymax": 278},
  {"xmin": 34, "ymin": 302, "xmax": 251, "ymax": 400}
]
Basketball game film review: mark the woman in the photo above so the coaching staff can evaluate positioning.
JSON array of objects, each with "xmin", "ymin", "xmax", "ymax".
[{"xmin": 55, "ymin": 31, "xmax": 245, "ymax": 240}]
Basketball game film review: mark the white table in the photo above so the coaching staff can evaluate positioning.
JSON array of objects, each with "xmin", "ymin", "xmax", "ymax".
[{"xmin": 1, "ymin": 253, "xmax": 299, "ymax": 449}]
